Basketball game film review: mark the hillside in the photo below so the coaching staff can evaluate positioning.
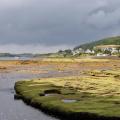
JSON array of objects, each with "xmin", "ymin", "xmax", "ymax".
[{"xmin": 74, "ymin": 36, "xmax": 120, "ymax": 50}]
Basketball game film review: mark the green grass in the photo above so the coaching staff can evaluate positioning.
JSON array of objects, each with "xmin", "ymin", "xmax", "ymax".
[
  {"xmin": 14, "ymin": 72, "xmax": 120, "ymax": 120},
  {"xmin": 74, "ymin": 36, "xmax": 120, "ymax": 50}
]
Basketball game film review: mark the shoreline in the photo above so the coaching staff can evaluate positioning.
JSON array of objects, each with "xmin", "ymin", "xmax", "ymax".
[{"xmin": 14, "ymin": 94, "xmax": 120, "ymax": 120}]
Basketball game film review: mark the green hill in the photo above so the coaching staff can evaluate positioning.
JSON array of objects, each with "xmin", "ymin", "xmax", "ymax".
[{"xmin": 74, "ymin": 36, "xmax": 120, "ymax": 50}]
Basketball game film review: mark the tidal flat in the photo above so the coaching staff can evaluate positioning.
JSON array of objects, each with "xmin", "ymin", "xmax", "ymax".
[{"xmin": 13, "ymin": 58, "xmax": 120, "ymax": 120}]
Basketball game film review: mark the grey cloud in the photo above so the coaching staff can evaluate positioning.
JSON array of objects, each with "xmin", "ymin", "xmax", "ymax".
[
  {"xmin": 0, "ymin": 0, "xmax": 120, "ymax": 53},
  {"xmin": 0, "ymin": 44, "xmax": 73, "ymax": 53},
  {"xmin": 86, "ymin": 5, "xmax": 120, "ymax": 29}
]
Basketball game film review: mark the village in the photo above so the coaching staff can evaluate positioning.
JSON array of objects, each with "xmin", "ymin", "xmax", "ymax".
[{"xmin": 72, "ymin": 45, "xmax": 120, "ymax": 57}]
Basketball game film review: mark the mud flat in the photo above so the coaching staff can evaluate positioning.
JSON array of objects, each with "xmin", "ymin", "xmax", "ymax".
[{"xmin": 0, "ymin": 58, "xmax": 120, "ymax": 74}]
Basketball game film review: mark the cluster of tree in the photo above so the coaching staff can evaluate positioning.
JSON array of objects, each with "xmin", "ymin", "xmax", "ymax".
[{"xmin": 58, "ymin": 49, "xmax": 73, "ymax": 57}]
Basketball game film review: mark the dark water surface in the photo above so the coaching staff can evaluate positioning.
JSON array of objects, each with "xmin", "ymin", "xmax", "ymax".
[{"xmin": 0, "ymin": 71, "xmax": 58, "ymax": 120}]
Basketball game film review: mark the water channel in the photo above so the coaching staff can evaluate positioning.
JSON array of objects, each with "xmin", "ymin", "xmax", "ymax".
[{"xmin": 0, "ymin": 70, "xmax": 59, "ymax": 120}]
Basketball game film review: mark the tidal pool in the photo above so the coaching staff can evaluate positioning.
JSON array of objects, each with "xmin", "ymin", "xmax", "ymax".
[{"xmin": 62, "ymin": 99, "xmax": 77, "ymax": 103}]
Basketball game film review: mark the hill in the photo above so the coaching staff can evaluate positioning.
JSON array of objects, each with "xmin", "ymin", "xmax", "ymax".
[{"xmin": 74, "ymin": 36, "xmax": 120, "ymax": 50}]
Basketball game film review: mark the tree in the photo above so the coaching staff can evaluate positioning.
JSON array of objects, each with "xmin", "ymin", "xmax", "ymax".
[
  {"xmin": 64, "ymin": 49, "xmax": 72, "ymax": 55},
  {"xmin": 58, "ymin": 50, "xmax": 63, "ymax": 54},
  {"xmin": 103, "ymin": 49, "xmax": 111, "ymax": 55},
  {"xmin": 116, "ymin": 47, "xmax": 120, "ymax": 53},
  {"xmin": 62, "ymin": 49, "xmax": 73, "ymax": 57},
  {"xmin": 116, "ymin": 47, "xmax": 120, "ymax": 57},
  {"xmin": 94, "ymin": 48, "xmax": 102, "ymax": 54}
]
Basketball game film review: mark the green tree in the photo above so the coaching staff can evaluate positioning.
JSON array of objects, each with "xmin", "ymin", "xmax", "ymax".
[
  {"xmin": 103, "ymin": 49, "xmax": 111, "ymax": 55},
  {"xmin": 58, "ymin": 50, "xmax": 63, "ymax": 53},
  {"xmin": 116, "ymin": 47, "xmax": 120, "ymax": 57},
  {"xmin": 116, "ymin": 47, "xmax": 120, "ymax": 53},
  {"xmin": 94, "ymin": 49, "xmax": 102, "ymax": 54},
  {"xmin": 64, "ymin": 49, "xmax": 73, "ymax": 55}
]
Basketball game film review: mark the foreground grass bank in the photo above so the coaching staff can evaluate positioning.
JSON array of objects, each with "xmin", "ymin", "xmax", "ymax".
[{"xmin": 15, "ymin": 70, "xmax": 120, "ymax": 120}]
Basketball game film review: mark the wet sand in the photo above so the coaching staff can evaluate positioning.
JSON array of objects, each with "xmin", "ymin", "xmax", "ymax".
[{"xmin": 0, "ymin": 58, "xmax": 120, "ymax": 76}]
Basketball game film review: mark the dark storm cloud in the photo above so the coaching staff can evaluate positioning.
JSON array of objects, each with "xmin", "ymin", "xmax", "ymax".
[{"xmin": 0, "ymin": 0, "xmax": 120, "ymax": 53}]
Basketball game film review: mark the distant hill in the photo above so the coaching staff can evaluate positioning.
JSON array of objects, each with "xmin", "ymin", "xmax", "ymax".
[
  {"xmin": 0, "ymin": 53, "xmax": 35, "ymax": 58},
  {"xmin": 74, "ymin": 36, "xmax": 120, "ymax": 50},
  {"xmin": 0, "ymin": 53, "xmax": 16, "ymax": 57}
]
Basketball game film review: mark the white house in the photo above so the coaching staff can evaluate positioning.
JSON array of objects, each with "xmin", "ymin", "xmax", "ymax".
[
  {"xmin": 85, "ymin": 49, "xmax": 95, "ymax": 54},
  {"xmin": 72, "ymin": 48, "xmax": 84, "ymax": 55},
  {"xmin": 94, "ymin": 45, "xmax": 120, "ymax": 55}
]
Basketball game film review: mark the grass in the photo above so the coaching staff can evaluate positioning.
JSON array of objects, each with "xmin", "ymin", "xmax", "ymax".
[
  {"xmin": 74, "ymin": 36, "xmax": 120, "ymax": 50},
  {"xmin": 42, "ymin": 58, "xmax": 110, "ymax": 63},
  {"xmin": 15, "ymin": 71, "xmax": 120, "ymax": 120}
]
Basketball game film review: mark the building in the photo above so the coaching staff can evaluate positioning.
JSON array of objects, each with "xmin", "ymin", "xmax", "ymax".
[
  {"xmin": 72, "ymin": 48, "xmax": 84, "ymax": 55},
  {"xmin": 94, "ymin": 45, "xmax": 120, "ymax": 54},
  {"xmin": 85, "ymin": 49, "xmax": 95, "ymax": 54}
]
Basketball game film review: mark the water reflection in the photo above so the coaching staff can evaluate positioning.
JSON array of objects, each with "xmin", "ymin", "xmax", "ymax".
[{"xmin": 0, "ymin": 71, "xmax": 58, "ymax": 120}]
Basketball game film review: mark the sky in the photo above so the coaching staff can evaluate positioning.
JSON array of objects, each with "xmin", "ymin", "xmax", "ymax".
[{"xmin": 0, "ymin": 0, "xmax": 120, "ymax": 53}]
